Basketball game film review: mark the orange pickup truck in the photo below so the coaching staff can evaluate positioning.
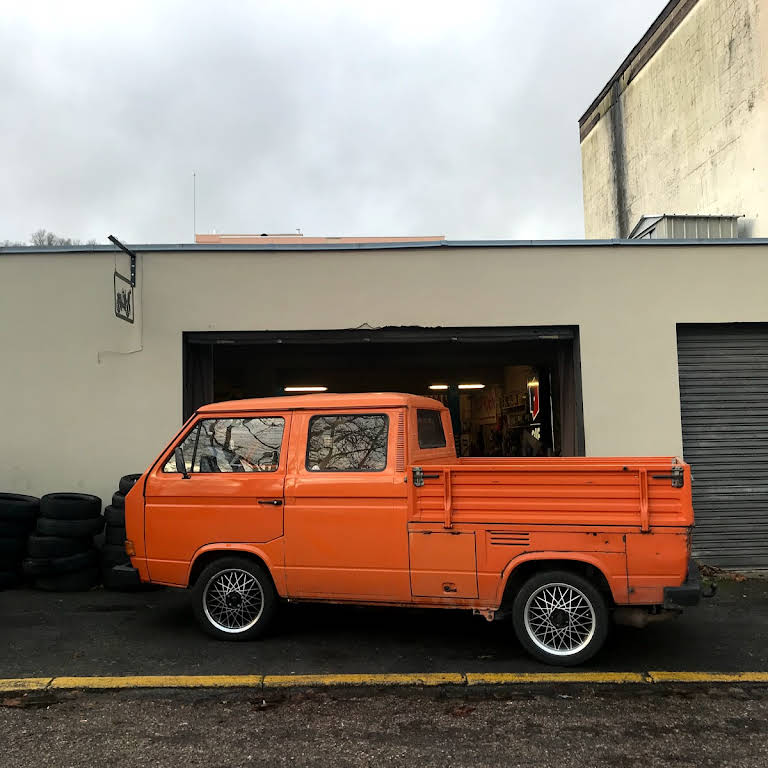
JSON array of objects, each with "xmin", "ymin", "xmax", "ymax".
[{"xmin": 118, "ymin": 393, "xmax": 703, "ymax": 665}]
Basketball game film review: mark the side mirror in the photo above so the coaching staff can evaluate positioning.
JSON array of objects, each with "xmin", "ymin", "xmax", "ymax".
[{"xmin": 174, "ymin": 447, "xmax": 190, "ymax": 479}]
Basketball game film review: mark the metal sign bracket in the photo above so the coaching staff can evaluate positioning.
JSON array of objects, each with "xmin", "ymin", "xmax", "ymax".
[
  {"xmin": 108, "ymin": 234, "xmax": 136, "ymax": 287},
  {"xmin": 108, "ymin": 235, "xmax": 136, "ymax": 323}
]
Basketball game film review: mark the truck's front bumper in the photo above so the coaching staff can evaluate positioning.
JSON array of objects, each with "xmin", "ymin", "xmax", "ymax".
[
  {"xmin": 663, "ymin": 559, "xmax": 703, "ymax": 608},
  {"xmin": 108, "ymin": 563, "xmax": 142, "ymax": 589}
]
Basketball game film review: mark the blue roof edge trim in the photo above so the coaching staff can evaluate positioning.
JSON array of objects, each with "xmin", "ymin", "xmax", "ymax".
[{"xmin": 2, "ymin": 238, "xmax": 768, "ymax": 254}]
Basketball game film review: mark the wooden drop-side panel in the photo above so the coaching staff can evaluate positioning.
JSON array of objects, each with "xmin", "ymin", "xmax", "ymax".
[
  {"xmin": 409, "ymin": 531, "xmax": 478, "ymax": 598},
  {"xmin": 412, "ymin": 460, "xmax": 693, "ymax": 529}
]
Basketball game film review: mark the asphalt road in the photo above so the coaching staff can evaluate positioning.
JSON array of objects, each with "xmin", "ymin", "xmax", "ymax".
[
  {"xmin": 2, "ymin": 685, "xmax": 768, "ymax": 767},
  {"xmin": 1, "ymin": 577, "xmax": 766, "ymax": 678}
]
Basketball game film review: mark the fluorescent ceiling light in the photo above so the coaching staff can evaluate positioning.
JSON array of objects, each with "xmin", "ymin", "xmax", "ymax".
[
  {"xmin": 284, "ymin": 386, "xmax": 328, "ymax": 392},
  {"xmin": 458, "ymin": 383, "xmax": 485, "ymax": 390},
  {"xmin": 428, "ymin": 384, "xmax": 449, "ymax": 390}
]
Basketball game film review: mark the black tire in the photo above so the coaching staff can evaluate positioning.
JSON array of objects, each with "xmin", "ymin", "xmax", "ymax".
[
  {"xmin": 103, "ymin": 505, "xmax": 125, "ymax": 527},
  {"xmin": 192, "ymin": 556, "xmax": 277, "ymax": 641},
  {"xmin": 0, "ymin": 537, "xmax": 27, "ymax": 558},
  {"xmin": 100, "ymin": 544, "xmax": 128, "ymax": 566},
  {"xmin": 111, "ymin": 491, "xmax": 126, "ymax": 509},
  {"xmin": 23, "ymin": 549, "xmax": 98, "ymax": 576},
  {"xmin": 34, "ymin": 566, "xmax": 100, "ymax": 592},
  {"xmin": 40, "ymin": 493, "xmax": 102, "ymax": 521},
  {"xmin": 36, "ymin": 516, "xmax": 104, "ymax": 539},
  {"xmin": 0, "ymin": 554, "xmax": 24, "ymax": 572},
  {"xmin": 0, "ymin": 494, "xmax": 40, "ymax": 522},
  {"xmin": 0, "ymin": 549, "xmax": 25, "ymax": 573},
  {"xmin": 104, "ymin": 525, "xmax": 127, "ymax": 545},
  {"xmin": 119, "ymin": 474, "xmax": 142, "ymax": 495},
  {"xmin": 511, "ymin": 570, "xmax": 609, "ymax": 667},
  {"xmin": 27, "ymin": 534, "xmax": 92, "ymax": 558},
  {"xmin": 0, "ymin": 519, "xmax": 35, "ymax": 537},
  {"xmin": 0, "ymin": 570, "xmax": 23, "ymax": 590}
]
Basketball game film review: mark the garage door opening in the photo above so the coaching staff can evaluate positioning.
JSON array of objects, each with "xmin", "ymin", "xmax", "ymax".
[{"xmin": 184, "ymin": 327, "xmax": 584, "ymax": 457}]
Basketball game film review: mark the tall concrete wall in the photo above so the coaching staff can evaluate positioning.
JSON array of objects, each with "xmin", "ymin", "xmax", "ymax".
[
  {"xmin": 581, "ymin": 0, "xmax": 768, "ymax": 238},
  {"xmin": 2, "ymin": 242, "xmax": 768, "ymax": 504}
]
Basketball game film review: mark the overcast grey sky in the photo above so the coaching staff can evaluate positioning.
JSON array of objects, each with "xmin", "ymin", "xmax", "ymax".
[{"xmin": 1, "ymin": 0, "xmax": 665, "ymax": 244}]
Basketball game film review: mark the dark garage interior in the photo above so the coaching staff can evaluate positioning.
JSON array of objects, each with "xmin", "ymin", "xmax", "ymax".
[{"xmin": 183, "ymin": 327, "xmax": 584, "ymax": 457}]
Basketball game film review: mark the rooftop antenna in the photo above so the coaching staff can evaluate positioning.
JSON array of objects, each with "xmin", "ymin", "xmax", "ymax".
[{"xmin": 192, "ymin": 172, "xmax": 197, "ymax": 242}]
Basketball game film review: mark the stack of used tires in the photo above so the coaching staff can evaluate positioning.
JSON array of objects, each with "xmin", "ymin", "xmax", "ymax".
[
  {"xmin": 24, "ymin": 493, "xmax": 104, "ymax": 591},
  {"xmin": 101, "ymin": 474, "xmax": 141, "ymax": 590},
  {"xmin": 0, "ymin": 494, "xmax": 40, "ymax": 589}
]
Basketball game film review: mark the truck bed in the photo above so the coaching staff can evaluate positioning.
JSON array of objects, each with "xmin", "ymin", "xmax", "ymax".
[{"xmin": 412, "ymin": 457, "xmax": 693, "ymax": 530}]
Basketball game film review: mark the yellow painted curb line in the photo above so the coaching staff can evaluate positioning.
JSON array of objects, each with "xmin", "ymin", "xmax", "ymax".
[
  {"xmin": 3, "ymin": 671, "xmax": 768, "ymax": 693},
  {"xmin": 0, "ymin": 678, "xmax": 53, "ymax": 693},
  {"xmin": 466, "ymin": 672, "xmax": 647, "ymax": 685},
  {"xmin": 648, "ymin": 671, "xmax": 768, "ymax": 684},
  {"xmin": 263, "ymin": 673, "xmax": 465, "ymax": 688},
  {"xmin": 48, "ymin": 675, "xmax": 264, "ymax": 690}
]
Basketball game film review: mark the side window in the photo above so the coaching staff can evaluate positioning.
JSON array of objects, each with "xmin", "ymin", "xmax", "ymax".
[
  {"xmin": 163, "ymin": 424, "xmax": 200, "ymax": 473},
  {"xmin": 196, "ymin": 418, "xmax": 285, "ymax": 472},
  {"xmin": 164, "ymin": 418, "xmax": 285, "ymax": 473},
  {"xmin": 306, "ymin": 414, "xmax": 389, "ymax": 472},
  {"xmin": 417, "ymin": 409, "xmax": 447, "ymax": 449}
]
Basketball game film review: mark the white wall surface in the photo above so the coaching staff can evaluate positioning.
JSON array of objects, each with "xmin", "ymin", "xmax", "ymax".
[
  {"xmin": 582, "ymin": 0, "xmax": 768, "ymax": 238},
  {"xmin": 1, "ymin": 242, "xmax": 768, "ymax": 504}
]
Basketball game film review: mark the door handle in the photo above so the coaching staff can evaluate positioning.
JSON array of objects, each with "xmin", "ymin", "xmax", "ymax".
[{"xmin": 257, "ymin": 499, "xmax": 283, "ymax": 506}]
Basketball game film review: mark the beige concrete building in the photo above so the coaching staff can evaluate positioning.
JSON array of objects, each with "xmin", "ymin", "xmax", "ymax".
[
  {"xmin": 1, "ymin": 238, "xmax": 768, "ymax": 568},
  {"xmin": 580, "ymin": 0, "xmax": 768, "ymax": 238}
]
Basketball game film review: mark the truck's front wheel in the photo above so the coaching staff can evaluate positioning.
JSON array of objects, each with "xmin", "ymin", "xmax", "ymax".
[
  {"xmin": 512, "ymin": 570, "xmax": 608, "ymax": 666},
  {"xmin": 192, "ymin": 556, "xmax": 277, "ymax": 641}
]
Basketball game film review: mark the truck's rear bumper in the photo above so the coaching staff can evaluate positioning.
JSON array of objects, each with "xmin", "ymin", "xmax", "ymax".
[{"xmin": 663, "ymin": 559, "xmax": 702, "ymax": 608}]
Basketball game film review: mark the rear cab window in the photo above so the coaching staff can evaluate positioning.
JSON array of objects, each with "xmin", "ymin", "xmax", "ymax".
[
  {"xmin": 417, "ymin": 409, "xmax": 447, "ymax": 449},
  {"xmin": 306, "ymin": 414, "xmax": 389, "ymax": 472},
  {"xmin": 410, "ymin": 406, "xmax": 454, "ymax": 465}
]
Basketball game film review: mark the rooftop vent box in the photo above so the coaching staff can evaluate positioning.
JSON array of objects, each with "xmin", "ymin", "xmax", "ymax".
[{"xmin": 629, "ymin": 215, "xmax": 740, "ymax": 240}]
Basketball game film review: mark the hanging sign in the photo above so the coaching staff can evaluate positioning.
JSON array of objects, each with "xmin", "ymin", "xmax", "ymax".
[
  {"xmin": 114, "ymin": 272, "xmax": 134, "ymax": 323},
  {"xmin": 109, "ymin": 235, "xmax": 136, "ymax": 324}
]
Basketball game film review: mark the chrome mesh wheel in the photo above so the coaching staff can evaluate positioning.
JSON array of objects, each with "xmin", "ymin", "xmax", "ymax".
[
  {"xmin": 202, "ymin": 568, "xmax": 264, "ymax": 634},
  {"xmin": 523, "ymin": 582, "xmax": 596, "ymax": 657}
]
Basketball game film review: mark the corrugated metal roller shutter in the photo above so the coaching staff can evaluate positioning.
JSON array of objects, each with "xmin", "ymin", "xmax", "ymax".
[{"xmin": 677, "ymin": 325, "xmax": 768, "ymax": 569}]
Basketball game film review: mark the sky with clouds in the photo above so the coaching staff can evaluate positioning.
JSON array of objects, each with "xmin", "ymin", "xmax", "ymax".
[{"xmin": 1, "ymin": 0, "xmax": 665, "ymax": 244}]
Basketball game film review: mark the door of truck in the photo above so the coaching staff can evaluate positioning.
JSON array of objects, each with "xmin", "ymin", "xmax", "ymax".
[
  {"xmin": 408, "ymin": 529, "xmax": 478, "ymax": 598},
  {"xmin": 144, "ymin": 412, "xmax": 291, "ymax": 585},
  {"xmin": 284, "ymin": 408, "xmax": 411, "ymax": 600},
  {"xmin": 404, "ymin": 410, "xmax": 479, "ymax": 599},
  {"xmin": 407, "ymin": 467, "xmax": 479, "ymax": 599}
]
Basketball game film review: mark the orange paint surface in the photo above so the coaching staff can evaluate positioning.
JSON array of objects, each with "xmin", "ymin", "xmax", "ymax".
[{"xmin": 125, "ymin": 394, "xmax": 694, "ymax": 611}]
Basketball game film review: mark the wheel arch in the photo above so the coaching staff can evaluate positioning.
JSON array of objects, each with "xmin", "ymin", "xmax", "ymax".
[
  {"xmin": 187, "ymin": 544, "xmax": 284, "ymax": 595},
  {"xmin": 498, "ymin": 553, "xmax": 616, "ymax": 609}
]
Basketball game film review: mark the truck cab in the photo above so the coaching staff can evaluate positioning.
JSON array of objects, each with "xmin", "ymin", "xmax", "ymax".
[{"xmin": 120, "ymin": 393, "xmax": 701, "ymax": 665}]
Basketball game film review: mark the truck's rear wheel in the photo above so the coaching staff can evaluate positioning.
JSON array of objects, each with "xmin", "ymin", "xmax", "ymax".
[
  {"xmin": 512, "ymin": 570, "xmax": 608, "ymax": 666},
  {"xmin": 192, "ymin": 556, "xmax": 277, "ymax": 641}
]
